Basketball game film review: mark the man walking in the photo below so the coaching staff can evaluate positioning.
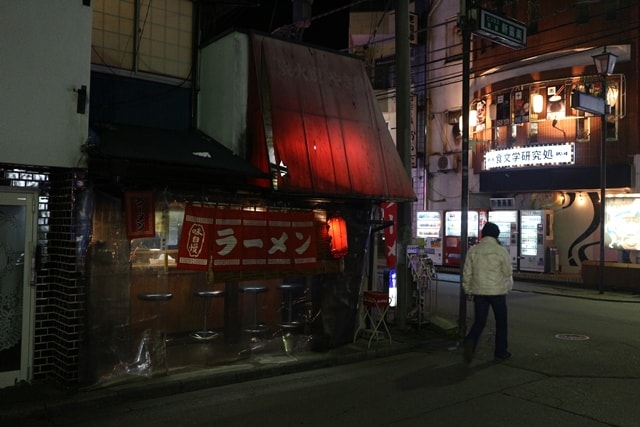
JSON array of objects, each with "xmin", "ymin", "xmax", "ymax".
[{"xmin": 462, "ymin": 222, "xmax": 513, "ymax": 363}]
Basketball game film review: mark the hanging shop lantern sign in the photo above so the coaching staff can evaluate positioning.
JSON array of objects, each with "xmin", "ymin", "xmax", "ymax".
[
  {"xmin": 327, "ymin": 216, "xmax": 348, "ymax": 258},
  {"xmin": 124, "ymin": 190, "xmax": 156, "ymax": 240}
]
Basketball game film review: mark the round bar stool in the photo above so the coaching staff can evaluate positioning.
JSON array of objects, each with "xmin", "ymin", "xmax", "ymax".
[
  {"xmin": 191, "ymin": 290, "xmax": 225, "ymax": 341},
  {"xmin": 277, "ymin": 283, "xmax": 304, "ymax": 331},
  {"xmin": 134, "ymin": 292, "xmax": 173, "ymax": 376},
  {"xmin": 138, "ymin": 293, "xmax": 173, "ymax": 302},
  {"xmin": 137, "ymin": 293, "xmax": 173, "ymax": 338},
  {"xmin": 239, "ymin": 285, "xmax": 269, "ymax": 338}
]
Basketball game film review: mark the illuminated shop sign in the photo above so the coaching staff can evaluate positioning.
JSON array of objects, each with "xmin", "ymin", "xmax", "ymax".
[
  {"xmin": 484, "ymin": 142, "xmax": 575, "ymax": 170},
  {"xmin": 605, "ymin": 194, "xmax": 640, "ymax": 250},
  {"xmin": 469, "ymin": 8, "xmax": 527, "ymax": 49}
]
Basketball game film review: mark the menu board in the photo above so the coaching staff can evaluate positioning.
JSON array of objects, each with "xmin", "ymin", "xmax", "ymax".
[{"xmin": 416, "ymin": 211, "xmax": 442, "ymax": 238}]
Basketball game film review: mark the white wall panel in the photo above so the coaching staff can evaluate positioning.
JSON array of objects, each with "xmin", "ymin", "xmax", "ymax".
[{"xmin": 0, "ymin": 1, "xmax": 91, "ymax": 168}]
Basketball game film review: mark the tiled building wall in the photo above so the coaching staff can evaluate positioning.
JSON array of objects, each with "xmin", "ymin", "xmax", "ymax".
[
  {"xmin": 36, "ymin": 170, "xmax": 85, "ymax": 387},
  {"xmin": 4, "ymin": 167, "xmax": 86, "ymax": 387}
]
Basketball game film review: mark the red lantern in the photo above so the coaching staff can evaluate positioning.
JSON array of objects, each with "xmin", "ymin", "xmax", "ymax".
[{"xmin": 327, "ymin": 216, "xmax": 348, "ymax": 258}]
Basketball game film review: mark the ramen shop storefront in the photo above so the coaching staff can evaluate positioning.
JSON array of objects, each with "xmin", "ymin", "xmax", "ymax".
[{"xmin": 84, "ymin": 32, "xmax": 415, "ymax": 386}]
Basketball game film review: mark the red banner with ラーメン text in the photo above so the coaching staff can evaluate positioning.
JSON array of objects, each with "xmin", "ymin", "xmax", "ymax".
[
  {"xmin": 211, "ymin": 209, "xmax": 317, "ymax": 271},
  {"xmin": 177, "ymin": 205, "xmax": 318, "ymax": 271}
]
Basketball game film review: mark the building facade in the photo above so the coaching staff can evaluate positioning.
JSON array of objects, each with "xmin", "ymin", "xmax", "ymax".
[{"xmin": 424, "ymin": 0, "xmax": 639, "ymax": 275}]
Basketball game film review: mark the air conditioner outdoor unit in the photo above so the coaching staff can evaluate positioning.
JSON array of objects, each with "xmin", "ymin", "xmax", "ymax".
[{"xmin": 429, "ymin": 154, "xmax": 458, "ymax": 172}]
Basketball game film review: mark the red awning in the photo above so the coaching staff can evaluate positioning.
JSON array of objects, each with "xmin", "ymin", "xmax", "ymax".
[{"xmin": 247, "ymin": 34, "xmax": 416, "ymax": 202}]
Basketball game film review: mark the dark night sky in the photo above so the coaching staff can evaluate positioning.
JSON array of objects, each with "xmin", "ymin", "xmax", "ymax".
[{"xmin": 207, "ymin": 0, "xmax": 351, "ymax": 50}]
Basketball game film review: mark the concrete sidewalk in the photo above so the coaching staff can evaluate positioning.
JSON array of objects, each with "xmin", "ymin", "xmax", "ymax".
[{"xmin": 1, "ymin": 278, "xmax": 638, "ymax": 422}]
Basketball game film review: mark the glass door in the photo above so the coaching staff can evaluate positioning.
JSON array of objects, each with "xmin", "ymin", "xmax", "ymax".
[{"xmin": 0, "ymin": 190, "xmax": 37, "ymax": 388}]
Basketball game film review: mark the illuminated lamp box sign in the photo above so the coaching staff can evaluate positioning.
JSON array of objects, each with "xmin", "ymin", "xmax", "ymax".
[
  {"xmin": 604, "ymin": 194, "xmax": 640, "ymax": 250},
  {"xmin": 484, "ymin": 142, "xmax": 575, "ymax": 170}
]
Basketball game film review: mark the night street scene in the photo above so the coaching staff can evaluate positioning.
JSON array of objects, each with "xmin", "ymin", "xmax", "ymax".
[{"xmin": 1, "ymin": 1, "xmax": 640, "ymax": 426}]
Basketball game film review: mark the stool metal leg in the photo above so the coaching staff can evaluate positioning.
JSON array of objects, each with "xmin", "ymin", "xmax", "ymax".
[{"xmin": 191, "ymin": 290, "xmax": 223, "ymax": 341}]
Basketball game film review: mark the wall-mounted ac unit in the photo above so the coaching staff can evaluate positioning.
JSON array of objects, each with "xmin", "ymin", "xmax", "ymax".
[{"xmin": 429, "ymin": 154, "xmax": 458, "ymax": 172}]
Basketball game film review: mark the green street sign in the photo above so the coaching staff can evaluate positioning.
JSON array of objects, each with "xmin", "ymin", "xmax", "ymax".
[{"xmin": 470, "ymin": 8, "xmax": 526, "ymax": 49}]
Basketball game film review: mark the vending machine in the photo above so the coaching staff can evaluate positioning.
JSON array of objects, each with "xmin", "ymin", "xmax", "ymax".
[
  {"xmin": 488, "ymin": 210, "xmax": 519, "ymax": 269},
  {"xmin": 416, "ymin": 210, "xmax": 443, "ymax": 265},
  {"xmin": 519, "ymin": 209, "xmax": 554, "ymax": 272},
  {"xmin": 443, "ymin": 210, "xmax": 479, "ymax": 267}
]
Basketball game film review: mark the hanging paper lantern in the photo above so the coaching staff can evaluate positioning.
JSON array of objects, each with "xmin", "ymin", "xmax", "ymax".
[{"xmin": 327, "ymin": 216, "xmax": 348, "ymax": 258}]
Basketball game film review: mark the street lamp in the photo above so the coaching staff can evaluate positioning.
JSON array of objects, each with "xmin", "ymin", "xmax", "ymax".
[{"xmin": 592, "ymin": 47, "xmax": 617, "ymax": 294}]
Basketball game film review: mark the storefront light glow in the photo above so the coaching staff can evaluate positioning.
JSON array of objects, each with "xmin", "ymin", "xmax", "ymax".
[
  {"xmin": 532, "ymin": 94, "xmax": 544, "ymax": 114},
  {"xmin": 327, "ymin": 216, "xmax": 348, "ymax": 258},
  {"xmin": 604, "ymin": 193, "xmax": 640, "ymax": 250}
]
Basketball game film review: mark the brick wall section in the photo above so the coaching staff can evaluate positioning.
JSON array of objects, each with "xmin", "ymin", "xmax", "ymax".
[{"xmin": 29, "ymin": 169, "xmax": 86, "ymax": 388}]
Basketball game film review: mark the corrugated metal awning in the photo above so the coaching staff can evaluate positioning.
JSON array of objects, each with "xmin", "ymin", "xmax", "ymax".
[{"xmin": 246, "ymin": 34, "xmax": 416, "ymax": 202}]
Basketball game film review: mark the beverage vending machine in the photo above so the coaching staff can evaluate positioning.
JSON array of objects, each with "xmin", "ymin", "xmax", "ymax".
[
  {"xmin": 488, "ymin": 210, "xmax": 519, "ymax": 269},
  {"xmin": 443, "ymin": 210, "xmax": 479, "ymax": 267},
  {"xmin": 416, "ymin": 211, "xmax": 443, "ymax": 265},
  {"xmin": 519, "ymin": 209, "xmax": 554, "ymax": 272}
]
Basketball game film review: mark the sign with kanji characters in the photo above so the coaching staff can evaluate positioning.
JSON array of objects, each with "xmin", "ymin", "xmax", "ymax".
[
  {"xmin": 484, "ymin": 142, "xmax": 575, "ymax": 170},
  {"xmin": 470, "ymin": 8, "xmax": 526, "ymax": 50},
  {"xmin": 124, "ymin": 190, "xmax": 156, "ymax": 239},
  {"xmin": 381, "ymin": 202, "xmax": 397, "ymax": 269},
  {"xmin": 177, "ymin": 204, "xmax": 214, "ymax": 270},
  {"xmin": 177, "ymin": 205, "xmax": 318, "ymax": 271}
]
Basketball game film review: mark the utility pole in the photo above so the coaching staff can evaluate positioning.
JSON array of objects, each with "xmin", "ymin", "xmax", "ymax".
[
  {"xmin": 457, "ymin": 0, "xmax": 471, "ymax": 340},
  {"xmin": 395, "ymin": 0, "xmax": 412, "ymax": 329}
]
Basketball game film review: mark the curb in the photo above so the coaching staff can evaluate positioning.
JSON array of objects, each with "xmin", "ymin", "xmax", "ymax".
[{"xmin": 1, "ymin": 339, "xmax": 422, "ymax": 421}]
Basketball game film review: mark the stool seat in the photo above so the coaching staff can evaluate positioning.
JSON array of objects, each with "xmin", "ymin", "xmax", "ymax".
[
  {"xmin": 277, "ymin": 283, "xmax": 302, "ymax": 291},
  {"xmin": 278, "ymin": 321, "xmax": 302, "ymax": 330},
  {"xmin": 195, "ymin": 290, "xmax": 224, "ymax": 298},
  {"xmin": 239, "ymin": 286, "xmax": 268, "ymax": 294},
  {"xmin": 138, "ymin": 293, "xmax": 173, "ymax": 302}
]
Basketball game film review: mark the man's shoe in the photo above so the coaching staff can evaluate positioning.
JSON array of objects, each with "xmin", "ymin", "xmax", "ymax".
[
  {"xmin": 494, "ymin": 352, "xmax": 512, "ymax": 362},
  {"xmin": 463, "ymin": 341, "xmax": 474, "ymax": 364}
]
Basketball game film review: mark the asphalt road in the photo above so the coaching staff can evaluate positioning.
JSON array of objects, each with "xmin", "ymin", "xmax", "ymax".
[{"xmin": 12, "ymin": 283, "xmax": 640, "ymax": 426}]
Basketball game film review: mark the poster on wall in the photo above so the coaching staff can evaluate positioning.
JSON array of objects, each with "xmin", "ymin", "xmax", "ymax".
[
  {"xmin": 547, "ymin": 85, "xmax": 566, "ymax": 119},
  {"xmin": 495, "ymin": 93, "xmax": 510, "ymax": 127},
  {"xmin": 474, "ymin": 99, "xmax": 486, "ymax": 133},
  {"xmin": 514, "ymin": 88, "xmax": 530, "ymax": 124}
]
